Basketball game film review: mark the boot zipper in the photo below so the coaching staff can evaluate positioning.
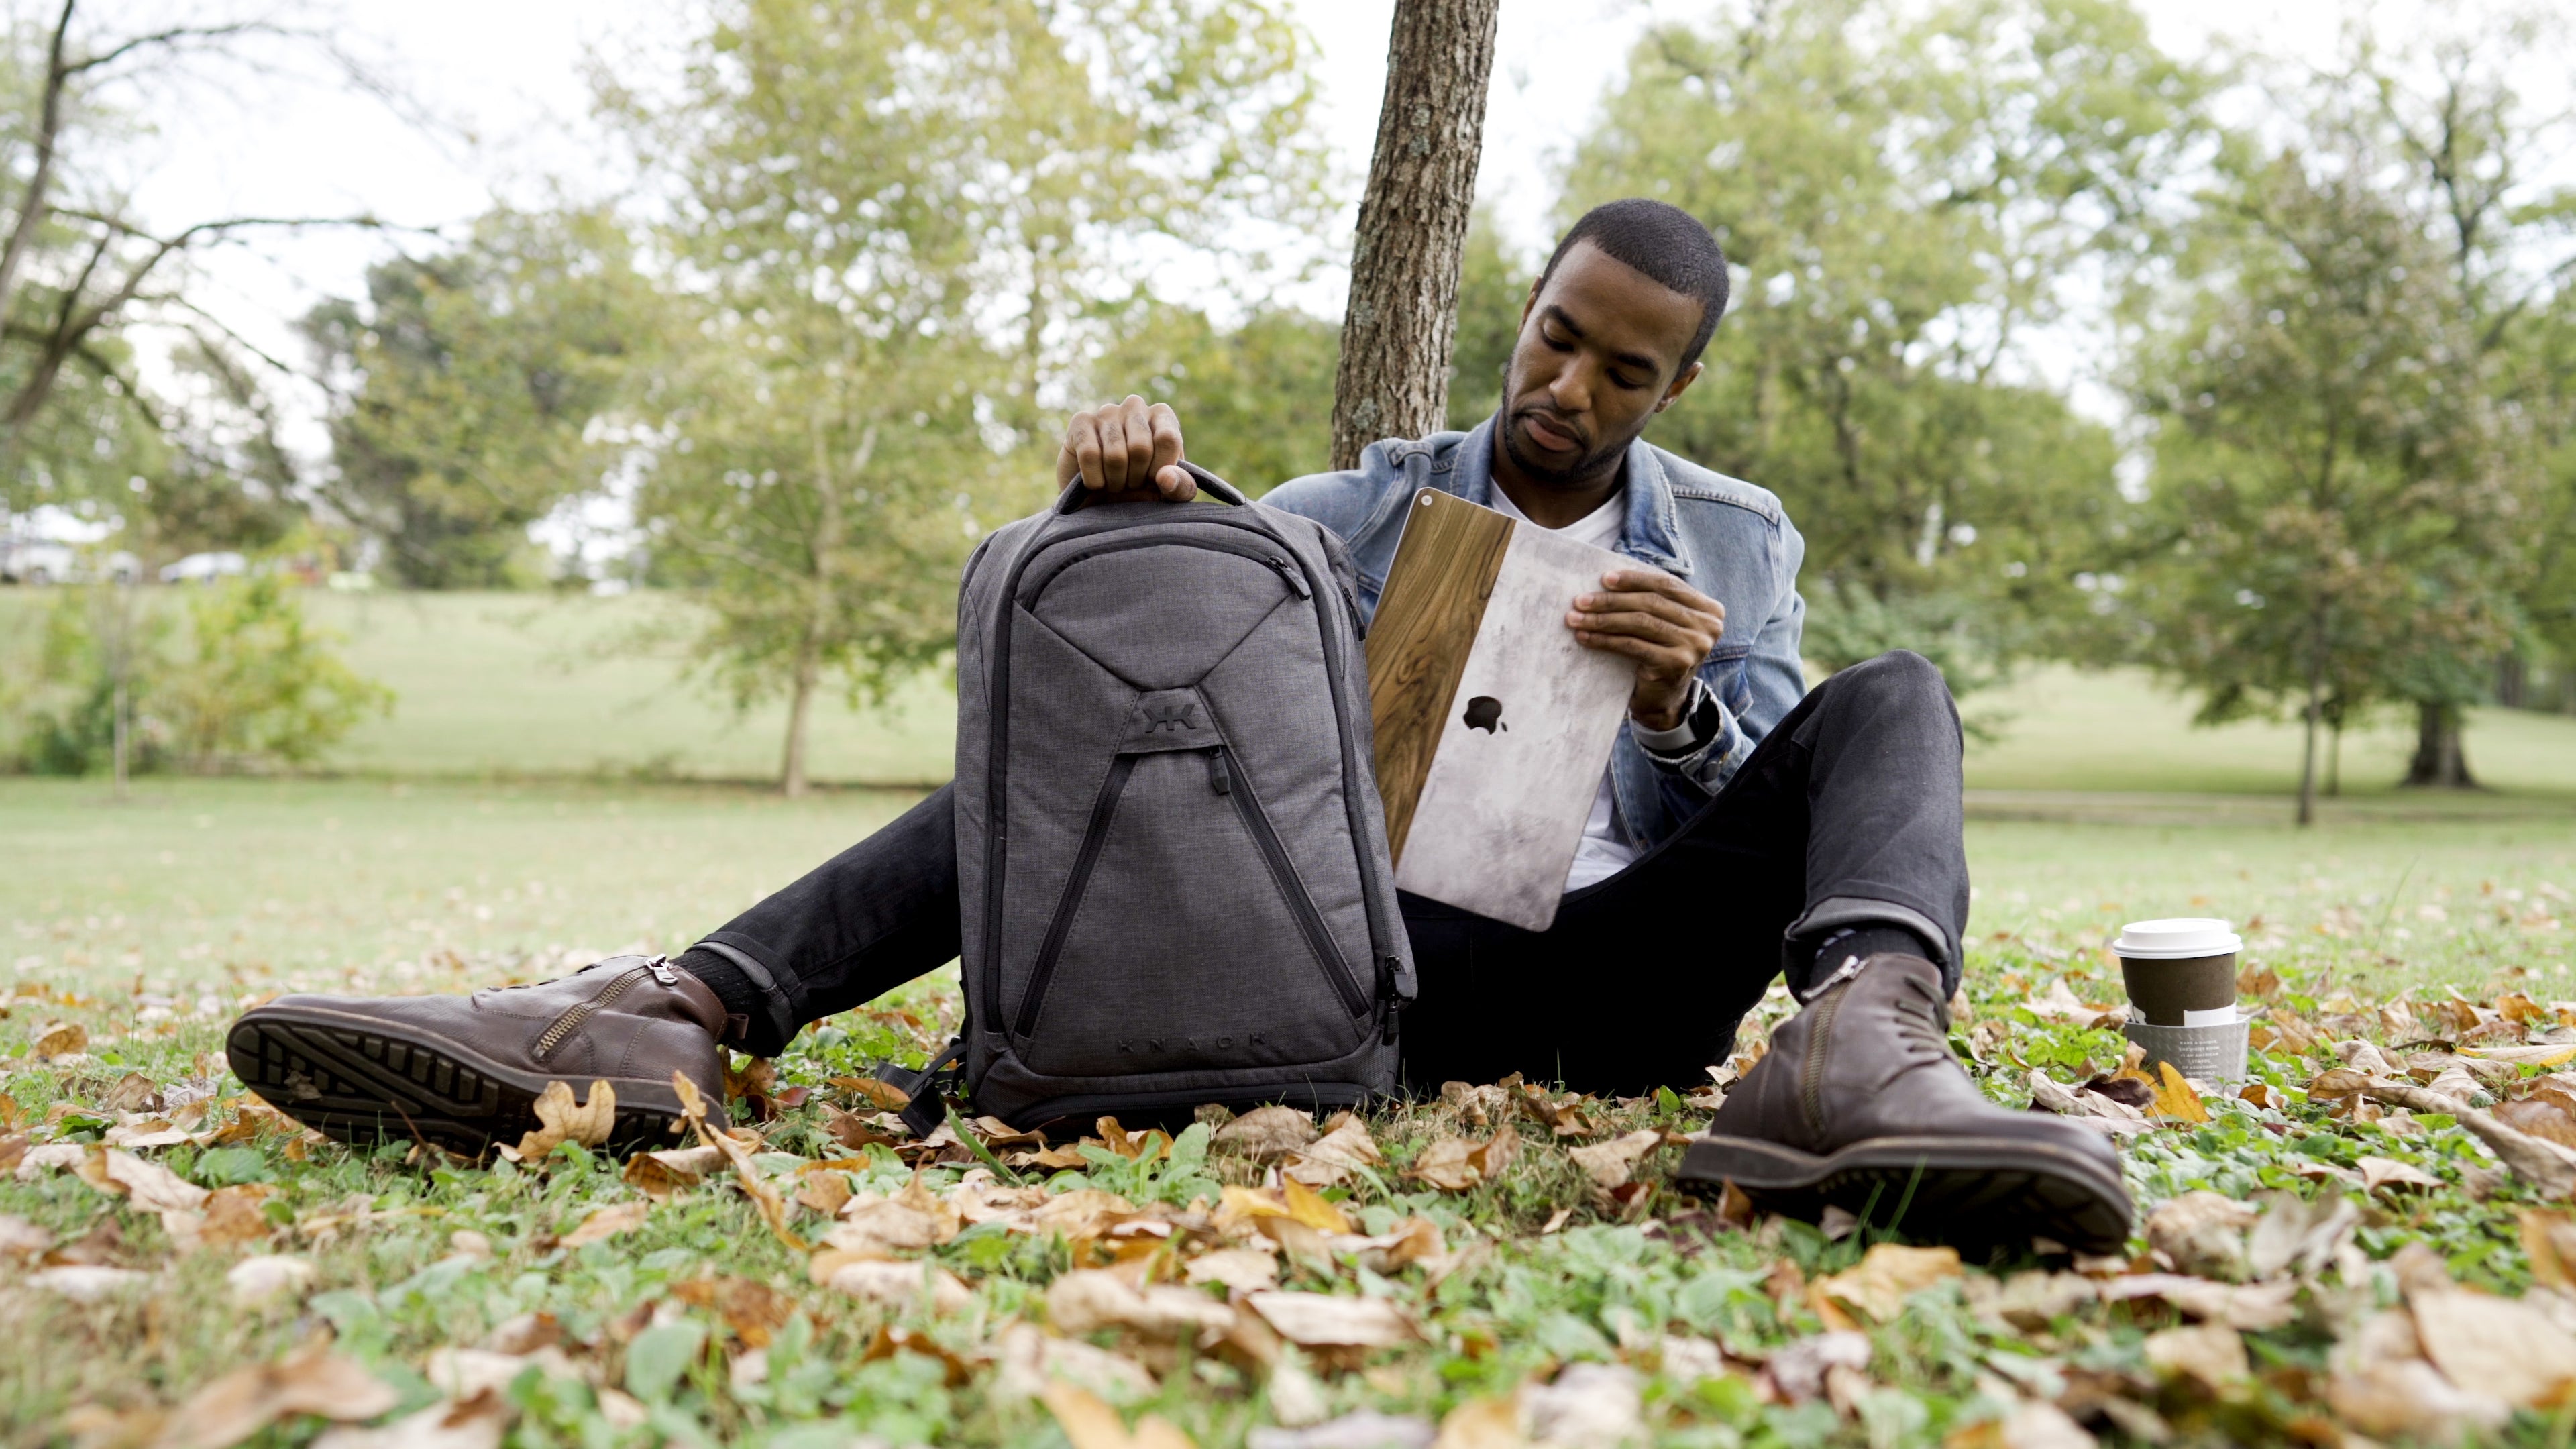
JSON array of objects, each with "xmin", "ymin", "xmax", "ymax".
[
  {"xmin": 1796, "ymin": 987, "xmax": 1846, "ymax": 1139},
  {"xmin": 647, "ymin": 954, "xmax": 678, "ymax": 986},
  {"xmin": 534, "ymin": 963, "xmax": 653, "ymax": 1061}
]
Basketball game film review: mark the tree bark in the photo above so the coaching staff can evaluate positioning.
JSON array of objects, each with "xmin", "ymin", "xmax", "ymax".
[
  {"xmin": 2402, "ymin": 699, "xmax": 2477, "ymax": 789},
  {"xmin": 2296, "ymin": 605, "xmax": 2326, "ymax": 826},
  {"xmin": 780, "ymin": 412, "xmax": 849, "ymax": 798},
  {"xmin": 1327, "ymin": 0, "xmax": 1503, "ymax": 470}
]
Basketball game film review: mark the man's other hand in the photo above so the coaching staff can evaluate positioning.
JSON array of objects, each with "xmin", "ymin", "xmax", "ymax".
[
  {"xmin": 1567, "ymin": 570, "xmax": 1727, "ymax": 731},
  {"xmin": 1057, "ymin": 396, "xmax": 1195, "ymax": 502}
]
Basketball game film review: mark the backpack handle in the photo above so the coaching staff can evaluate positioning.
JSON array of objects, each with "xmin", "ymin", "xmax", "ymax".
[{"xmin": 1054, "ymin": 460, "xmax": 1247, "ymax": 515}]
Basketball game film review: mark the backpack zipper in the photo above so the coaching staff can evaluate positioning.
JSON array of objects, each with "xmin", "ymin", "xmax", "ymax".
[
  {"xmin": 1012, "ymin": 755, "xmax": 1138, "ymax": 1038},
  {"xmin": 533, "ymin": 962, "xmax": 654, "ymax": 1061},
  {"xmin": 1217, "ymin": 745, "xmax": 1371, "ymax": 1018}
]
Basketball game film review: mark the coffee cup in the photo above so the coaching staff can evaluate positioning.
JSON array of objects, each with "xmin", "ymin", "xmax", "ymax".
[
  {"xmin": 2111, "ymin": 918, "xmax": 2242, "ymax": 1025},
  {"xmin": 2113, "ymin": 918, "xmax": 2248, "ymax": 1083}
]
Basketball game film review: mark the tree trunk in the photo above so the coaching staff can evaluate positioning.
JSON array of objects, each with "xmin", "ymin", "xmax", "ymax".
[
  {"xmin": 2326, "ymin": 723, "xmax": 2341, "ymax": 798},
  {"xmin": 2402, "ymin": 700, "xmax": 2477, "ymax": 789},
  {"xmin": 1326, "ymin": 0, "xmax": 1503, "ymax": 470},
  {"xmin": 780, "ymin": 413, "xmax": 850, "ymax": 798},
  {"xmin": 2296, "ymin": 605, "xmax": 2326, "ymax": 827}
]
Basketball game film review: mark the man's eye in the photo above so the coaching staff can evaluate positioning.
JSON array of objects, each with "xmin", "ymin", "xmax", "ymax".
[
  {"xmin": 1542, "ymin": 328, "xmax": 1572, "ymax": 351},
  {"xmin": 1611, "ymin": 373, "xmax": 1646, "ymax": 390}
]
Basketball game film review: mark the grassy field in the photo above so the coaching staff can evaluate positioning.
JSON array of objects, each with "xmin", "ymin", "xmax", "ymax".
[
  {"xmin": 9, "ymin": 588, "xmax": 2576, "ymax": 1447},
  {"xmin": 5, "ymin": 777, "xmax": 2576, "ymax": 1446},
  {"xmin": 12, "ymin": 586, "xmax": 2576, "ymax": 798}
]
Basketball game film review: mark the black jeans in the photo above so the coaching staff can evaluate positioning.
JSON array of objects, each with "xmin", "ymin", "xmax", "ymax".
[{"xmin": 698, "ymin": 649, "xmax": 1970, "ymax": 1096}]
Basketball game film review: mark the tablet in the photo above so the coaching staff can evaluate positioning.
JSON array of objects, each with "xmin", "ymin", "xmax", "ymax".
[{"xmin": 1364, "ymin": 488, "xmax": 1641, "ymax": 932}]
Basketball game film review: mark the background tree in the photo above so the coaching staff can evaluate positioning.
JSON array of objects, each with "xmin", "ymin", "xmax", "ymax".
[
  {"xmin": 0, "ymin": 2, "xmax": 385, "ymax": 533},
  {"xmin": 302, "ymin": 210, "xmax": 645, "ymax": 588},
  {"xmin": 1558, "ymin": 0, "xmax": 2210, "ymax": 688},
  {"xmin": 2125, "ymin": 140, "xmax": 2530, "ymax": 824},
  {"xmin": 1089, "ymin": 302, "xmax": 1340, "ymax": 492},
  {"xmin": 1326, "ymin": 0, "xmax": 1501, "ymax": 468},
  {"xmin": 2330, "ymin": 22, "xmax": 2576, "ymax": 780},
  {"xmin": 606, "ymin": 0, "xmax": 1330, "ymax": 795}
]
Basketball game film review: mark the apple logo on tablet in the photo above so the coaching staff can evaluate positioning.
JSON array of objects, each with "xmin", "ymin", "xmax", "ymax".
[{"xmin": 1463, "ymin": 696, "xmax": 1507, "ymax": 733}]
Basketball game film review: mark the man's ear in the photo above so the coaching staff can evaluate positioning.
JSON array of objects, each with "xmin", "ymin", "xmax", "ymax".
[
  {"xmin": 1519, "ymin": 276, "xmax": 1541, "ymax": 329},
  {"xmin": 1655, "ymin": 361, "xmax": 1705, "ymax": 413}
]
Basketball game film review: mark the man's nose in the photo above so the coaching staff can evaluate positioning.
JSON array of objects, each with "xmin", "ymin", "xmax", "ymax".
[{"xmin": 1548, "ymin": 360, "xmax": 1595, "ymax": 415}]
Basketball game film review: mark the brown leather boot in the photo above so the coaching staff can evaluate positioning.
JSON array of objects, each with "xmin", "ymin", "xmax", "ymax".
[
  {"xmin": 227, "ymin": 955, "xmax": 733, "ymax": 1157},
  {"xmin": 1676, "ymin": 953, "xmax": 2133, "ymax": 1253}
]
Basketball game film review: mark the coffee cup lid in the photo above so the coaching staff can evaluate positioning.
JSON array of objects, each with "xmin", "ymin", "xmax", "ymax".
[{"xmin": 2113, "ymin": 918, "xmax": 2243, "ymax": 959}]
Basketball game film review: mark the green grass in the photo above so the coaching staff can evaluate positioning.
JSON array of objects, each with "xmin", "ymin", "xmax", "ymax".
[
  {"xmin": 9, "ymin": 593, "xmax": 2576, "ymax": 1446},
  {"xmin": 12, "ymin": 587, "xmax": 2576, "ymax": 800},
  {"xmin": 6, "ymin": 782, "xmax": 2576, "ymax": 1446}
]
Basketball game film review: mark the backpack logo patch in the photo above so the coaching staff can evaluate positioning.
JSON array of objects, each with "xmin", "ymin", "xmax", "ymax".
[{"xmin": 1142, "ymin": 700, "xmax": 1200, "ymax": 732}]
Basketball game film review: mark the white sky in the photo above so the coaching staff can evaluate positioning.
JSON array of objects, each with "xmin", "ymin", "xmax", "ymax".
[{"xmin": 58, "ymin": 0, "xmax": 2572, "ymax": 474}]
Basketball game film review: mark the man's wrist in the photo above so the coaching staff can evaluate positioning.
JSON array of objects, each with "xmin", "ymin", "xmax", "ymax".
[{"xmin": 1632, "ymin": 678, "xmax": 1715, "ymax": 753}]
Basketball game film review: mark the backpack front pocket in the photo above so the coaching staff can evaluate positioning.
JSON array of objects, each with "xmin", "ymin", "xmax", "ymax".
[{"xmin": 1010, "ymin": 747, "xmax": 1369, "ymax": 1077}]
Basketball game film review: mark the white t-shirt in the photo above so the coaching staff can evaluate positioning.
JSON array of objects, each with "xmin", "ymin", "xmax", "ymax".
[{"xmin": 1483, "ymin": 485, "xmax": 1640, "ymax": 892}]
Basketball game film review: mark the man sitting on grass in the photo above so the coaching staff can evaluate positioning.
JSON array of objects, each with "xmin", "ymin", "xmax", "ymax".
[{"xmin": 227, "ymin": 199, "xmax": 2133, "ymax": 1253}]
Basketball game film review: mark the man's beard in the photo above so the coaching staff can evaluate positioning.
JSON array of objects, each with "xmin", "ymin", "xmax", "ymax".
[{"xmin": 1498, "ymin": 402, "xmax": 1634, "ymax": 486}]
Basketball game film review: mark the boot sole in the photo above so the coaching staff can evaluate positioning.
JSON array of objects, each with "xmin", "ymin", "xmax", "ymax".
[
  {"xmin": 1676, "ymin": 1133, "xmax": 2133, "ymax": 1255},
  {"xmin": 227, "ymin": 1003, "xmax": 713, "ymax": 1157}
]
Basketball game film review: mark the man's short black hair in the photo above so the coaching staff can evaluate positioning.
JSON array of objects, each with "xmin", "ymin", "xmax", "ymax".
[{"xmin": 1537, "ymin": 199, "xmax": 1731, "ymax": 372}]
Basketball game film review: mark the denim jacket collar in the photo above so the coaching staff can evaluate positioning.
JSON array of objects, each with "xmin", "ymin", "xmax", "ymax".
[{"xmin": 1428, "ymin": 417, "xmax": 1693, "ymax": 582}]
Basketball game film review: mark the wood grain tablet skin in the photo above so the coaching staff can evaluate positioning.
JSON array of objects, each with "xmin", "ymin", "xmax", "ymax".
[{"xmin": 1363, "ymin": 490, "xmax": 1515, "ymax": 863}]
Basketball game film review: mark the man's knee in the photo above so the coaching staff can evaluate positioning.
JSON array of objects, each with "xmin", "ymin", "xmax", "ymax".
[{"xmin": 1830, "ymin": 649, "xmax": 1950, "ymax": 708}]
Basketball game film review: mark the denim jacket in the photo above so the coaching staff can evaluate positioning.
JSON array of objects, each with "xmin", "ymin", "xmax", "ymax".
[{"xmin": 1263, "ymin": 415, "xmax": 1808, "ymax": 855}]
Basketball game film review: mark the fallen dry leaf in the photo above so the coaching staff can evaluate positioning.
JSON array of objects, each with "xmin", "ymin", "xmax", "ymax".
[
  {"xmin": 2361, "ymin": 1076, "xmax": 2576, "ymax": 1198},
  {"xmin": 824, "ymin": 1258, "xmax": 973, "ymax": 1314},
  {"xmin": 1284, "ymin": 1116, "xmax": 1383, "ymax": 1189},
  {"xmin": 989, "ymin": 1324, "xmax": 1157, "ymax": 1404},
  {"xmin": 794, "ymin": 1166, "xmax": 853, "ymax": 1216},
  {"xmin": 1246, "ymin": 1292, "xmax": 1420, "ymax": 1348},
  {"xmin": 2142, "ymin": 1322, "xmax": 2248, "ymax": 1392},
  {"xmin": 2145, "ymin": 1191, "xmax": 2256, "ymax": 1280},
  {"xmin": 1047, "ymin": 1269, "xmax": 1236, "ymax": 1338},
  {"xmin": 818, "ymin": 1175, "xmax": 961, "ymax": 1265},
  {"xmin": 1216, "ymin": 1106, "xmax": 1318, "ymax": 1160},
  {"xmin": 1763, "ymin": 1332, "xmax": 1870, "ymax": 1405},
  {"xmin": 1411, "ymin": 1123, "xmax": 1520, "ymax": 1193},
  {"xmin": 623, "ymin": 1145, "xmax": 719, "ymax": 1199},
  {"xmin": 2497, "ymin": 1098, "xmax": 2576, "ymax": 1150},
  {"xmin": 500, "ymin": 1080, "xmax": 616, "ymax": 1163},
  {"xmin": 2097, "ymin": 1274, "xmax": 2299, "ymax": 1330},
  {"xmin": 200, "ymin": 1185, "xmax": 276, "ymax": 1249},
  {"xmin": 1430, "ymin": 1393, "xmax": 1524, "ymax": 1449},
  {"xmin": 669, "ymin": 1275, "xmax": 796, "ymax": 1346},
  {"xmin": 1040, "ymin": 1383, "xmax": 1197, "ymax": 1449},
  {"xmin": 830, "ymin": 1075, "xmax": 914, "ymax": 1112},
  {"xmin": 2524, "ymin": 1210, "xmax": 2576, "ymax": 1291},
  {"xmin": 2357, "ymin": 1157, "xmax": 2445, "ymax": 1193},
  {"xmin": 76, "ymin": 1147, "xmax": 209, "ymax": 1216},
  {"xmin": 151, "ymin": 1344, "xmax": 400, "ymax": 1449},
  {"xmin": 1813, "ymin": 1243, "xmax": 1962, "ymax": 1323},
  {"xmin": 1281, "ymin": 1178, "xmax": 1352, "ymax": 1236},
  {"xmin": 557, "ymin": 1201, "xmax": 649, "ymax": 1249},
  {"xmin": 30, "ymin": 1020, "xmax": 87, "ymax": 1059},
  {"xmin": 1566, "ymin": 1130, "xmax": 1663, "ymax": 1195},
  {"xmin": 225, "ymin": 1255, "xmax": 315, "ymax": 1307},
  {"xmin": 2149, "ymin": 1063, "xmax": 2210, "ymax": 1123},
  {"xmin": 672, "ymin": 1071, "xmax": 806, "ymax": 1251},
  {"xmin": 1523, "ymin": 1362, "xmax": 1642, "ymax": 1449},
  {"xmin": 1184, "ymin": 1247, "xmax": 1280, "ymax": 1293},
  {"xmin": 2412, "ymin": 1287, "xmax": 2576, "ymax": 1408},
  {"xmin": 309, "ymin": 1390, "xmax": 512, "ymax": 1449}
]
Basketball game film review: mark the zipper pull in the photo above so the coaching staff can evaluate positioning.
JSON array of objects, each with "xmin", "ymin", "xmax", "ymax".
[
  {"xmin": 647, "ymin": 955, "xmax": 678, "ymax": 986},
  {"xmin": 1267, "ymin": 557, "xmax": 1312, "ymax": 598},
  {"xmin": 1206, "ymin": 747, "xmax": 1230, "ymax": 795}
]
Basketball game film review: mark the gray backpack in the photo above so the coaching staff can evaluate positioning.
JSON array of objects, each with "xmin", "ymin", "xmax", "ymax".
[{"xmin": 927, "ymin": 464, "xmax": 1415, "ymax": 1134}]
